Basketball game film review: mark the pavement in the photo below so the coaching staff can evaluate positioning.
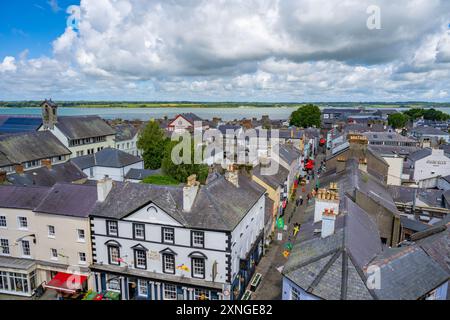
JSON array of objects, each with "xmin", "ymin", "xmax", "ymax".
[{"xmin": 251, "ymin": 151, "xmax": 326, "ymax": 300}]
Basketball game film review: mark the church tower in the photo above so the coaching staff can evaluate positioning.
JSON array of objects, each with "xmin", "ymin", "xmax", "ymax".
[{"xmin": 41, "ymin": 99, "xmax": 58, "ymax": 130}]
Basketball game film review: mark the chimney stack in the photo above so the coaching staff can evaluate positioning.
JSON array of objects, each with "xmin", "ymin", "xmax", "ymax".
[
  {"xmin": 183, "ymin": 174, "xmax": 200, "ymax": 212},
  {"xmin": 97, "ymin": 177, "xmax": 113, "ymax": 202},
  {"xmin": 314, "ymin": 188, "xmax": 340, "ymax": 223},
  {"xmin": 225, "ymin": 165, "xmax": 239, "ymax": 188},
  {"xmin": 15, "ymin": 165, "xmax": 24, "ymax": 175},
  {"xmin": 321, "ymin": 209, "xmax": 338, "ymax": 238},
  {"xmin": 42, "ymin": 159, "xmax": 52, "ymax": 170}
]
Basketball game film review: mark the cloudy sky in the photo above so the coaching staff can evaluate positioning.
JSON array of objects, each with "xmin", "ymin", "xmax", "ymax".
[{"xmin": 1, "ymin": 0, "xmax": 450, "ymax": 102}]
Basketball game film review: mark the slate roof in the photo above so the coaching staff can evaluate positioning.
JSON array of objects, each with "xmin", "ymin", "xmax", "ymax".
[
  {"xmin": 252, "ymin": 161, "xmax": 289, "ymax": 190},
  {"xmin": 412, "ymin": 126, "xmax": 449, "ymax": 136},
  {"xmin": 408, "ymin": 148, "xmax": 433, "ymax": 162},
  {"xmin": 34, "ymin": 183, "xmax": 97, "ymax": 218},
  {"xmin": 0, "ymin": 152, "xmax": 11, "ymax": 167},
  {"xmin": 125, "ymin": 168, "xmax": 162, "ymax": 180},
  {"xmin": 217, "ymin": 124, "xmax": 242, "ymax": 135},
  {"xmin": 91, "ymin": 175, "xmax": 266, "ymax": 231},
  {"xmin": 55, "ymin": 116, "xmax": 116, "ymax": 140},
  {"xmin": 400, "ymin": 216, "xmax": 432, "ymax": 233},
  {"xmin": 344, "ymin": 123, "xmax": 386, "ymax": 134},
  {"xmin": 367, "ymin": 145, "xmax": 420, "ymax": 157},
  {"xmin": 188, "ymin": 175, "xmax": 266, "ymax": 231},
  {"xmin": 283, "ymin": 194, "xmax": 449, "ymax": 300},
  {"xmin": 440, "ymin": 144, "xmax": 450, "ymax": 156},
  {"xmin": 415, "ymin": 226, "xmax": 450, "ymax": 274},
  {"xmin": 388, "ymin": 186, "xmax": 445, "ymax": 208},
  {"xmin": 0, "ymin": 185, "xmax": 50, "ymax": 209},
  {"xmin": 0, "ymin": 131, "xmax": 71, "ymax": 166},
  {"xmin": 71, "ymin": 148, "xmax": 142, "ymax": 169},
  {"xmin": 7, "ymin": 162, "xmax": 87, "ymax": 187},
  {"xmin": 442, "ymin": 175, "xmax": 450, "ymax": 184},
  {"xmin": 278, "ymin": 144, "xmax": 301, "ymax": 165},
  {"xmin": 0, "ymin": 256, "xmax": 36, "ymax": 270},
  {"xmin": 171, "ymin": 113, "xmax": 203, "ymax": 125},
  {"xmin": 364, "ymin": 131, "xmax": 417, "ymax": 143},
  {"xmin": 277, "ymin": 129, "xmax": 303, "ymax": 140},
  {"xmin": 113, "ymin": 123, "xmax": 140, "ymax": 142},
  {"xmin": 283, "ymin": 197, "xmax": 382, "ymax": 300},
  {"xmin": 320, "ymin": 160, "xmax": 400, "ymax": 215},
  {"xmin": 368, "ymin": 245, "xmax": 449, "ymax": 300}
]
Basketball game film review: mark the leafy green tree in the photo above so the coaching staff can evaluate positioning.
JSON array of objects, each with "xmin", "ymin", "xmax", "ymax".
[
  {"xmin": 404, "ymin": 108, "xmax": 425, "ymax": 120},
  {"xmin": 137, "ymin": 121, "xmax": 168, "ymax": 170},
  {"xmin": 403, "ymin": 108, "xmax": 450, "ymax": 121},
  {"xmin": 161, "ymin": 140, "xmax": 209, "ymax": 184},
  {"xmin": 289, "ymin": 104, "xmax": 321, "ymax": 128},
  {"xmin": 388, "ymin": 113, "xmax": 409, "ymax": 129},
  {"xmin": 423, "ymin": 108, "xmax": 450, "ymax": 121}
]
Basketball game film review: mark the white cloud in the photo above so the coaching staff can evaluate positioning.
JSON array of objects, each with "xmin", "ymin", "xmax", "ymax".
[
  {"xmin": 0, "ymin": 57, "xmax": 17, "ymax": 73},
  {"xmin": 1, "ymin": 0, "xmax": 450, "ymax": 101}
]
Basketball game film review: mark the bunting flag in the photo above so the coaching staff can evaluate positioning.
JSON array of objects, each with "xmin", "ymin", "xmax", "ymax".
[
  {"xmin": 294, "ymin": 226, "xmax": 300, "ymax": 237},
  {"xmin": 177, "ymin": 264, "xmax": 190, "ymax": 272}
]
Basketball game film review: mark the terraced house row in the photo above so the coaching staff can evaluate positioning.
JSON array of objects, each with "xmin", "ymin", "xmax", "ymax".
[{"xmin": 0, "ymin": 169, "xmax": 269, "ymax": 300}]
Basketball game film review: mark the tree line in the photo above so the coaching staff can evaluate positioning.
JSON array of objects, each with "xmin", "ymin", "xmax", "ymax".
[{"xmin": 388, "ymin": 108, "xmax": 450, "ymax": 129}]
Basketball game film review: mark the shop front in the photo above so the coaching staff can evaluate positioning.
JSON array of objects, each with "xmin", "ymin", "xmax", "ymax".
[
  {"xmin": 92, "ymin": 267, "xmax": 223, "ymax": 300},
  {"xmin": 0, "ymin": 257, "xmax": 37, "ymax": 297},
  {"xmin": 231, "ymin": 233, "xmax": 264, "ymax": 300}
]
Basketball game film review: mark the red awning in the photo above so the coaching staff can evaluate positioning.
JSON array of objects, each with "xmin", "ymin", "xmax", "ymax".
[
  {"xmin": 305, "ymin": 160, "xmax": 314, "ymax": 170},
  {"xmin": 44, "ymin": 272, "xmax": 87, "ymax": 294}
]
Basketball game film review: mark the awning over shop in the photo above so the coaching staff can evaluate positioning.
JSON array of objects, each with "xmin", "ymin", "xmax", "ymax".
[
  {"xmin": 44, "ymin": 272, "xmax": 87, "ymax": 294},
  {"xmin": 305, "ymin": 160, "xmax": 314, "ymax": 170}
]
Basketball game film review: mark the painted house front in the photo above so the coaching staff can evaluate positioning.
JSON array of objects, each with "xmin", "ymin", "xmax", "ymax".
[
  {"xmin": 413, "ymin": 149, "xmax": 450, "ymax": 182},
  {"xmin": 0, "ymin": 184, "xmax": 97, "ymax": 297},
  {"xmin": 90, "ymin": 173, "xmax": 266, "ymax": 300}
]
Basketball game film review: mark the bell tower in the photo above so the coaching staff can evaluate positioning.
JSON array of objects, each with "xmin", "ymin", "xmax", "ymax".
[{"xmin": 41, "ymin": 99, "xmax": 58, "ymax": 130}]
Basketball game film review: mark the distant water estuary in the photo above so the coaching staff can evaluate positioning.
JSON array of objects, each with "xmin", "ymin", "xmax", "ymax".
[{"xmin": 0, "ymin": 106, "xmax": 449, "ymax": 121}]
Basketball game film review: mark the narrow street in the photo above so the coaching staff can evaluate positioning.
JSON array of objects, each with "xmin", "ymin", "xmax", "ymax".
[{"xmin": 251, "ymin": 151, "xmax": 325, "ymax": 300}]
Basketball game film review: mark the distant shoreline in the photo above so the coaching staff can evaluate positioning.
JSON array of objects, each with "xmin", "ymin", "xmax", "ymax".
[{"xmin": 1, "ymin": 102, "xmax": 449, "ymax": 109}]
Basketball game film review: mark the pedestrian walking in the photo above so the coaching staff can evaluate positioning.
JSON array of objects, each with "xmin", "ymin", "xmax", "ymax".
[{"xmin": 299, "ymin": 195, "xmax": 303, "ymax": 206}]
